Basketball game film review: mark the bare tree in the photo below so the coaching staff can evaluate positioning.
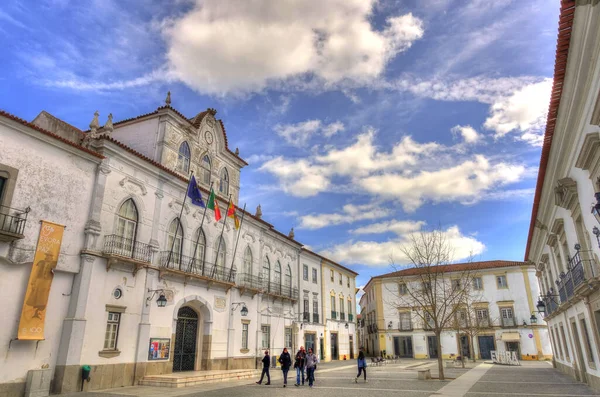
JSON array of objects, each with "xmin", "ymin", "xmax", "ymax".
[
  {"xmin": 386, "ymin": 228, "xmax": 477, "ymax": 380},
  {"xmin": 451, "ymin": 291, "xmax": 495, "ymax": 365}
]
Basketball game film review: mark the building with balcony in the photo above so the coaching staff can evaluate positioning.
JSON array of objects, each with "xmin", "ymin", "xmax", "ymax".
[
  {"xmin": 525, "ymin": 0, "xmax": 600, "ymax": 390},
  {"xmin": 0, "ymin": 98, "xmax": 358, "ymax": 395},
  {"xmin": 359, "ymin": 261, "xmax": 551, "ymax": 361}
]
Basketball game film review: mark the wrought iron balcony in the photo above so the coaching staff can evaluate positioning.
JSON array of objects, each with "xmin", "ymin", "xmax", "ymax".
[
  {"xmin": 348, "ymin": 314, "xmax": 354, "ymax": 322},
  {"xmin": 237, "ymin": 273, "xmax": 263, "ymax": 290},
  {"xmin": 159, "ymin": 251, "xmax": 236, "ymax": 283},
  {"xmin": 542, "ymin": 295, "xmax": 559, "ymax": 317},
  {"xmin": 556, "ymin": 250, "xmax": 586, "ymax": 304},
  {"xmin": 103, "ymin": 234, "xmax": 152, "ymax": 263},
  {"xmin": 340, "ymin": 312, "xmax": 346, "ymax": 321},
  {"xmin": 331, "ymin": 311, "xmax": 337, "ymax": 320},
  {"xmin": 303, "ymin": 312, "xmax": 310, "ymax": 322},
  {"xmin": 398, "ymin": 321, "xmax": 413, "ymax": 331},
  {"xmin": 263, "ymin": 281, "xmax": 299, "ymax": 300},
  {"xmin": 0, "ymin": 205, "xmax": 29, "ymax": 242},
  {"xmin": 313, "ymin": 313, "xmax": 319, "ymax": 323}
]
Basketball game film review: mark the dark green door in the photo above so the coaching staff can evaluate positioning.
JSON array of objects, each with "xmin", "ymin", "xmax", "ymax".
[{"xmin": 173, "ymin": 307, "xmax": 198, "ymax": 372}]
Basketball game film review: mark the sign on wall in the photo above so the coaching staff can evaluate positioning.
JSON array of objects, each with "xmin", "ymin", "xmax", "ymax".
[
  {"xmin": 148, "ymin": 338, "xmax": 171, "ymax": 360},
  {"xmin": 18, "ymin": 221, "xmax": 65, "ymax": 340},
  {"xmin": 490, "ymin": 350, "xmax": 520, "ymax": 366}
]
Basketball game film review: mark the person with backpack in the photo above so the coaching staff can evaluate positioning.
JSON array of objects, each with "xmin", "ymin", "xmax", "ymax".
[
  {"xmin": 305, "ymin": 347, "xmax": 319, "ymax": 388},
  {"xmin": 294, "ymin": 346, "xmax": 306, "ymax": 386},
  {"xmin": 256, "ymin": 350, "xmax": 271, "ymax": 385},
  {"xmin": 355, "ymin": 350, "xmax": 367, "ymax": 383},
  {"xmin": 278, "ymin": 347, "xmax": 292, "ymax": 387}
]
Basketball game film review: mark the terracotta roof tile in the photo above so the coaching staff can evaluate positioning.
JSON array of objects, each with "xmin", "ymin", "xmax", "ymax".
[
  {"xmin": 374, "ymin": 260, "xmax": 528, "ymax": 279},
  {"xmin": 0, "ymin": 110, "xmax": 104, "ymax": 159},
  {"xmin": 525, "ymin": 0, "xmax": 576, "ymax": 261}
]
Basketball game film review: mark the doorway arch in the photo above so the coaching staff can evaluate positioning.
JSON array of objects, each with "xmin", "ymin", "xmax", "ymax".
[{"xmin": 171, "ymin": 296, "xmax": 213, "ymax": 371}]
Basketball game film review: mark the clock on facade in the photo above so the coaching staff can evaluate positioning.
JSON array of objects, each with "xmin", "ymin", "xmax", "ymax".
[{"xmin": 205, "ymin": 131, "xmax": 214, "ymax": 144}]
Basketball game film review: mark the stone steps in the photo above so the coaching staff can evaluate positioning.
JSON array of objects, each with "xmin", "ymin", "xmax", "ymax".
[{"xmin": 139, "ymin": 369, "xmax": 260, "ymax": 388}]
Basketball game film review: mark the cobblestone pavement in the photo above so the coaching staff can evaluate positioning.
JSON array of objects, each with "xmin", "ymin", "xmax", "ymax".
[{"xmin": 58, "ymin": 360, "xmax": 600, "ymax": 397}]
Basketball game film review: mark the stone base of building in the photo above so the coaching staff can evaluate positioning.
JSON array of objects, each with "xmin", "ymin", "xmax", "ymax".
[
  {"xmin": 556, "ymin": 361, "xmax": 600, "ymax": 391},
  {"xmin": 0, "ymin": 381, "xmax": 25, "ymax": 397}
]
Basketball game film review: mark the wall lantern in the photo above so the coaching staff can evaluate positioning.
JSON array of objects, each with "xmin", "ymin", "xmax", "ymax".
[
  {"xmin": 147, "ymin": 289, "xmax": 168, "ymax": 308},
  {"xmin": 592, "ymin": 192, "xmax": 600, "ymax": 224},
  {"xmin": 345, "ymin": 323, "xmax": 349, "ymax": 329},
  {"xmin": 530, "ymin": 313, "xmax": 537, "ymax": 325},
  {"xmin": 388, "ymin": 321, "xmax": 393, "ymax": 329},
  {"xmin": 536, "ymin": 299, "xmax": 546, "ymax": 314},
  {"xmin": 231, "ymin": 302, "xmax": 248, "ymax": 317}
]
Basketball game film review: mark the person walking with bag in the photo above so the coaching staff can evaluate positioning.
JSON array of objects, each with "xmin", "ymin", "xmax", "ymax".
[
  {"xmin": 294, "ymin": 346, "xmax": 306, "ymax": 386},
  {"xmin": 278, "ymin": 347, "xmax": 292, "ymax": 387},
  {"xmin": 305, "ymin": 347, "xmax": 318, "ymax": 388},
  {"xmin": 355, "ymin": 350, "xmax": 368, "ymax": 383},
  {"xmin": 256, "ymin": 350, "xmax": 271, "ymax": 385}
]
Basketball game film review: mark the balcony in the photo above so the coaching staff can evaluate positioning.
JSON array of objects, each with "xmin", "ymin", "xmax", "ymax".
[
  {"xmin": 348, "ymin": 314, "xmax": 354, "ymax": 322},
  {"xmin": 542, "ymin": 296, "xmax": 559, "ymax": 317},
  {"xmin": 501, "ymin": 317, "xmax": 516, "ymax": 328},
  {"xmin": 303, "ymin": 312, "xmax": 310, "ymax": 322},
  {"xmin": 398, "ymin": 321, "xmax": 413, "ymax": 331},
  {"xmin": 159, "ymin": 251, "xmax": 236, "ymax": 285},
  {"xmin": 237, "ymin": 273, "xmax": 263, "ymax": 292},
  {"xmin": 0, "ymin": 205, "xmax": 29, "ymax": 242},
  {"xmin": 557, "ymin": 251, "xmax": 586, "ymax": 303},
  {"xmin": 331, "ymin": 311, "xmax": 337, "ymax": 320},
  {"xmin": 313, "ymin": 313, "xmax": 319, "ymax": 323},
  {"xmin": 263, "ymin": 281, "xmax": 299, "ymax": 301},
  {"xmin": 103, "ymin": 235, "xmax": 152, "ymax": 273},
  {"xmin": 340, "ymin": 312, "xmax": 346, "ymax": 321}
]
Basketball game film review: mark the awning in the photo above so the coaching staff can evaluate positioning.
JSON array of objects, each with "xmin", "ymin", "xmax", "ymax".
[{"xmin": 501, "ymin": 332, "xmax": 520, "ymax": 342}]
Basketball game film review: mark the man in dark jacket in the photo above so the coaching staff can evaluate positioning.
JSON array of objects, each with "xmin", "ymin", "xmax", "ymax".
[
  {"xmin": 278, "ymin": 347, "xmax": 292, "ymax": 387},
  {"xmin": 294, "ymin": 346, "xmax": 306, "ymax": 386},
  {"xmin": 256, "ymin": 350, "xmax": 271, "ymax": 385}
]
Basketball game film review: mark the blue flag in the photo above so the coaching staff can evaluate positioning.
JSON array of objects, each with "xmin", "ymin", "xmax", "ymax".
[{"xmin": 187, "ymin": 175, "xmax": 205, "ymax": 207}]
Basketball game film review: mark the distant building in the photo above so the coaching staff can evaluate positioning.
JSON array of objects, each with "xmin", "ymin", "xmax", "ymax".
[
  {"xmin": 359, "ymin": 261, "xmax": 551, "ymax": 360},
  {"xmin": 0, "ymin": 98, "xmax": 357, "ymax": 396},
  {"xmin": 525, "ymin": 0, "xmax": 600, "ymax": 390}
]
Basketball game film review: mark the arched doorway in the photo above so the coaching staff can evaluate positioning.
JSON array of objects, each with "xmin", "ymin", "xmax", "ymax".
[{"xmin": 173, "ymin": 307, "xmax": 198, "ymax": 372}]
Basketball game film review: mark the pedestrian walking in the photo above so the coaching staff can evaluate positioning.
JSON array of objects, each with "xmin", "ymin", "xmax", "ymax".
[
  {"xmin": 278, "ymin": 347, "xmax": 292, "ymax": 387},
  {"xmin": 355, "ymin": 350, "xmax": 367, "ymax": 383},
  {"xmin": 256, "ymin": 350, "xmax": 271, "ymax": 385},
  {"xmin": 305, "ymin": 347, "xmax": 318, "ymax": 388},
  {"xmin": 294, "ymin": 346, "xmax": 306, "ymax": 386}
]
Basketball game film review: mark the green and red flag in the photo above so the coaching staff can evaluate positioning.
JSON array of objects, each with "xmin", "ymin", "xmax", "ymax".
[{"xmin": 207, "ymin": 189, "xmax": 222, "ymax": 221}]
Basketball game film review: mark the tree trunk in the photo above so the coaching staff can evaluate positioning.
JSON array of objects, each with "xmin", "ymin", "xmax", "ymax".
[
  {"xmin": 470, "ymin": 335, "xmax": 476, "ymax": 362},
  {"xmin": 458, "ymin": 336, "xmax": 465, "ymax": 368},
  {"xmin": 436, "ymin": 331, "xmax": 444, "ymax": 380}
]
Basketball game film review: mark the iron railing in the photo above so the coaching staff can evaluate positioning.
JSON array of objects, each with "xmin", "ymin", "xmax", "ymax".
[
  {"xmin": 237, "ymin": 273, "xmax": 263, "ymax": 290},
  {"xmin": 103, "ymin": 234, "xmax": 152, "ymax": 263},
  {"xmin": 303, "ymin": 312, "xmax": 310, "ymax": 322},
  {"xmin": 0, "ymin": 205, "xmax": 29, "ymax": 237},
  {"xmin": 348, "ymin": 314, "xmax": 354, "ymax": 322},
  {"xmin": 313, "ymin": 313, "xmax": 319, "ymax": 323},
  {"xmin": 235, "ymin": 274, "xmax": 298, "ymax": 299},
  {"xmin": 543, "ymin": 295, "xmax": 559, "ymax": 317},
  {"xmin": 557, "ymin": 249, "xmax": 587, "ymax": 303},
  {"xmin": 159, "ymin": 251, "xmax": 236, "ymax": 283},
  {"xmin": 331, "ymin": 311, "xmax": 337, "ymax": 320}
]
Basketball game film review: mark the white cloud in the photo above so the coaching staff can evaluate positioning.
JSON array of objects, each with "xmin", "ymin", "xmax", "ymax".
[
  {"xmin": 351, "ymin": 220, "xmax": 425, "ymax": 235},
  {"xmin": 321, "ymin": 226, "xmax": 485, "ymax": 267},
  {"xmin": 259, "ymin": 157, "xmax": 331, "ymax": 197},
  {"xmin": 274, "ymin": 120, "xmax": 345, "ymax": 146},
  {"xmin": 299, "ymin": 203, "xmax": 393, "ymax": 229},
  {"xmin": 245, "ymin": 154, "xmax": 276, "ymax": 165},
  {"xmin": 161, "ymin": 0, "xmax": 424, "ymax": 94},
  {"xmin": 451, "ymin": 125, "xmax": 479, "ymax": 144}
]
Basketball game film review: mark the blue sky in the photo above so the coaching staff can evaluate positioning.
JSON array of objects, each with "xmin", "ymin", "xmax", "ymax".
[{"xmin": 0, "ymin": 0, "xmax": 559, "ymax": 289}]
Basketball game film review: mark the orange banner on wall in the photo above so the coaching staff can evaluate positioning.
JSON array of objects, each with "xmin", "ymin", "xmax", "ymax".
[{"xmin": 18, "ymin": 220, "xmax": 65, "ymax": 340}]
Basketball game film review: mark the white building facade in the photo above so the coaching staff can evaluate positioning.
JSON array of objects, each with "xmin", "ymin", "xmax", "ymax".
[
  {"xmin": 526, "ymin": 0, "xmax": 600, "ymax": 390},
  {"xmin": 360, "ymin": 261, "xmax": 552, "ymax": 361},
  {"xmin": 0, "ymin": 100, "xmax": 359, "ymax": 396}
]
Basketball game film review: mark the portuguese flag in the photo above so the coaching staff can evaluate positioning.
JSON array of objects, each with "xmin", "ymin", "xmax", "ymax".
[
  {"xmin": 227, "ymin": 201, "xmax": 240, "ymax": 229},
  {"xmin": 207, "ymin": 189, "xmax": 222, "ymax": 221}
]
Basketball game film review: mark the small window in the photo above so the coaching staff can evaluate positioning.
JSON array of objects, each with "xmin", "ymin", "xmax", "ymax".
[
  {"xmin": 285, "ymin": 327, "xmax": 292, "ymax": 349},
  {"xmin": 473, "ymin": 277, "xmax": 483, "ymax": 290},
  {"xmin": 339, "ymin": 272, "xmax": 342, "ymax": 285},
  {"xmin": 177, "ymin": 141, "xmax": 191, "ymax": 174},
  {"xmin": 347, "ymin": 276, "xmax": 350, "ymax": 288},
  {"xmin": 339, "ymin": 297, "xmax": 345, "ymax": 314},
  {"xmin": 261, "ymin": 325, "xmax": 270, "ymax": 348},
  {"xmin": 0, "ymin": 176, "xmax": 7, "ymax": 204},
  {"xmin": 242, "ymin": 323, "xmax": 249, "ymax": 349},
  {"xmin": 112, "ymin": 288, "xmax": 123, "ymax": 300},
  {"xmin": 219, "ymin": 168, "xmax": 229, "ymax": 196},
  {"xmin": 104, "ymin": 312, "xmax": 121, "ymax": 350},
  {"xmin": 497, "ymin": 275, "xmax": 508, "ymax": 289},
  {"xmin": 312, "ymin": 268, "xmax": 318, "ymax": 284},
  {"xmin": 398, "ymin": 283, "xmax": 408, "ymax": 295},
  {"xmin": 313, "ymin": 299, "xmax": 319, "ymax": 314},
  {"xmin": 476, "ymin": 309, "xmax": 489, "ymax": 327},
  {"xmin": 201, "ymin": 155, "xmax": 211, "ymax": 185},
  {"xmin": 347, "ymin": 299, "xmax": 352, "ymax": 315},
  {"xmin": 500, "ymin": 307, "xmax": 515, "ymax": 327},
  {"xmin": 330, "ymin": 270, "xmax": 334, "ymax": 282},
  {"xmin": 303, "ymin": 265, "xmax": 309, "ymax": 281},
  {"xmin": 452, "ymin": 279, "xmax": 461, "ymax": 291}
]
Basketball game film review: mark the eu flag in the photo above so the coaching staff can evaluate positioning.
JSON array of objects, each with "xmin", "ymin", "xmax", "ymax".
[{"xmin": 187, "ymin": 175, "xmax": 205, "ymax": 207}]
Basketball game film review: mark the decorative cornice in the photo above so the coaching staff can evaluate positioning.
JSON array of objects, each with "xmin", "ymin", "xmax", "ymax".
[
  {"xmin": 554, "ymin": 177, "xmax": 578, "ymax": 211},
  {"xmin": 551, "ymin": 218, "xmax": 565, "ymax": 235},
  {"xmin": 119, "ymin": 176, "xmax": 147, "ymax": 196},
  {"xmin": 547, "ymin": 233, "xmax": 558, "ymax": 247},
  {"xmin": 575, "ymin": 132, "xmax": 600, "ymax": 174}
]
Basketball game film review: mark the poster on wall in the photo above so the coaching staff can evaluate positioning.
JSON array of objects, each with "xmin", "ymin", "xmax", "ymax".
[
  {"xmin": 149, "ymin": 338, "xmax": 171, "ymax": 360},
  {"xmin": 18, "ymin": 221, "xmax": 66, "ymax": 340}
]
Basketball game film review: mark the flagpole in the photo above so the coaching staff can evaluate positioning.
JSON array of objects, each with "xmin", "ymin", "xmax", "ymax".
[
  {"xmin": 167, "ymin": 171, "xmax": 193, "ymax": 271},
  {"xmin": 228, "ymin": 203, "xmax": 246, "ymax": 282},
  {"xmin": 189, "ymin": 181, "xmax": 212, "ymax": 274},
  {"xmin": 211, "ymin": 194, "xmax": 231, "ymax": 280}
]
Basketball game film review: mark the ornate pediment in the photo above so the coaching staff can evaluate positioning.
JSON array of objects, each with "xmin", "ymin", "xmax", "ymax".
[
  {"xmin": 554, "ymin": 178, "xmax": 578, "ymax": 211},
  {"xmin": 576, "ymin": 132, "xmax": 600, "ymax": 173},
  {"xmin": 119, "ymin": 176, "xmax": 147, "ymax": 196},
  {"xmin": 546, "ymin": 233, "xmax": 558, "ymax": 247}
]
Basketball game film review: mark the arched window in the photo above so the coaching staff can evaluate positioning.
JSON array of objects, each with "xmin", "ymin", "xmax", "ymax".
[
  {"xmin": 192, "ymin": 228, "xmax": 206, "ymax": 271},
  {"xmin": 219, "ymin": 168, "xmax": 229, "ymax": 196},
  {"xmin": 274, "ymin": 261, "xmax": 282, "ymax": 293},
  {"xmin": 244, "ymin": 246, "xmax": 253, "ymax": 275},
  {"xmin": 116, "ymin": 199, "xmax": 138, "ymax": 256},
  {"xmin": 262, "ymin": 257, "xmax": 270, "ymax": 289},
  {"xmin": 214, "ymin": 235, "xmax": 226, "ymax": 270},
  {"xmin": 285, "ymin": 264, "xmax": 292, "ymax": 290},
  {"xmin": 167, "ymin": 218, "xmax": 183, "ymax": 266},
  {"xmin": 177, "ymin": 141, "xmax": 191, "ymax": 174},
  {"xmin": 202, "ymin": 155, "xmax": 211, "ymax": 185}
]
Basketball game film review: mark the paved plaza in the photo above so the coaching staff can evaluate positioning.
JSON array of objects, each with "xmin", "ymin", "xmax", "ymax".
[{"xmin": 57, "ymin": 360, "xmax": 600, "ymax": 397}]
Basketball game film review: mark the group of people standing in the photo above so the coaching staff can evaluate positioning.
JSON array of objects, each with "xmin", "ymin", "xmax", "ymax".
[{"xmin": 256, "ymin": 346, "xmax": 319, "ymax": 387}]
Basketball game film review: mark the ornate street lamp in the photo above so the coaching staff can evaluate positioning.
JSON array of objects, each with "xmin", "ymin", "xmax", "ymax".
[
  {"xmin": 530, "ymin": 313, "xmax": 537, "ymax": 325},
  {"xmin": 231, "ymin": 302, "xmax": 248, "ymax": 316},
  {"xmin": 147, "ymin": 289, "xmax": 168, "ymax": 307}
]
